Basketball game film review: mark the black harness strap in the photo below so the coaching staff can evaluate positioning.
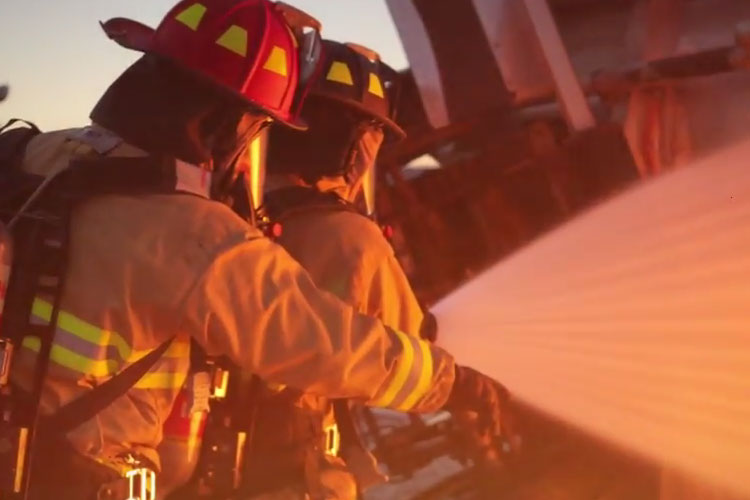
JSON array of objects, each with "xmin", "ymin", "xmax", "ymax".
[
  {"xmin": 41, "ymin": 337, "xmax": 175, "ymax": 435},
  {"xmin": 56, "ymin": 156, "xmax": 176, "ymax": 198}
]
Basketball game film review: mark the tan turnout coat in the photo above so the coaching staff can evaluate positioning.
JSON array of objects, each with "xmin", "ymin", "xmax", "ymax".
[{"xmin": 11, "ymin": 128, "xmax": 455, "ymax": 469}]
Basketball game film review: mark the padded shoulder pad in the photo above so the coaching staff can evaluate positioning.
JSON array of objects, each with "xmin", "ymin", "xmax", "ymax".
[{"xmin": 0, "ymin": 119, "xmax": 41, "ymax": 171}]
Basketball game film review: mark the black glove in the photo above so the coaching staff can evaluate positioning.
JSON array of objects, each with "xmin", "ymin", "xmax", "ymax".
[
  {"xmin": 442, "ymin": 365, "xmax": 510, "ymax": 438},
  {"xmin": 419, "ymin": 311, "xmax": 438, "ymax": 343}
]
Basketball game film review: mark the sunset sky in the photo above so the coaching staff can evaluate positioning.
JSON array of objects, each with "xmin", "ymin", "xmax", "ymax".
[{"xmin": 0, "ymin": 0, "xmax": 407, "ymax": 130}]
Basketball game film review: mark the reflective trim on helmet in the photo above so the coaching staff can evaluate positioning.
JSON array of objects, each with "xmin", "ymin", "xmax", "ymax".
[
  {"xmin": 368, "ymin": 73, "xmax": 384, "ymax": 98},
  {"xmin": 263, "ymin": 46, "xmax": 289, "ymax": 77},
  {"xmin": 216, "ymin": 25, "xmax": 249, "ymax": 57},
  {"xmin": 327, "ymin": 62, "xmax": 354, "ymax": 86},
  {"xmin": 175, "ymin": 3, "xmax": 207, "ymax": 31}
]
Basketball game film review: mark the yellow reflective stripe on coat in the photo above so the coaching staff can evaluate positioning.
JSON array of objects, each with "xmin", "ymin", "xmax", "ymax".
[
  {"xmin": 370, "ymin": 329, "xmax": 434, "ymax": 410},
  {"xmin": 22, "ymin": 336, "xmax": 118, "ymax": 377},
  {"xmin": 369, "ymin": 329, "xmax": 414, "ymax": 407},
  {"xmin": 22, "ymin": 298, "xmax": 189, "ymax": 389},
  {"xmin": 396, "ymin": 338, "xmax": 433, "ymax": 411},
  {"xmin": 31, "ymin": 299, "xmax": 187, "ymax": 361},
  {"xmin": 135, "ymin": 370, "xmax": 188, "ymax": 390},
  {"xmin": 22, "ymin": 336, "xmax": 189, "ymax": 390}
]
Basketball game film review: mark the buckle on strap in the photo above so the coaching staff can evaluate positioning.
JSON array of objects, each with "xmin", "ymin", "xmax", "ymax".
[
  {"xmin": 324, "ymin": 423, "xmax": 340, "ymax": 457},
  {"xmin": 97, "ymin": 454, "xmax": 156, "ymax": 500},
  {"xmin": 124, "ymin": 467, "xmax": 156, "ymax": 500}
]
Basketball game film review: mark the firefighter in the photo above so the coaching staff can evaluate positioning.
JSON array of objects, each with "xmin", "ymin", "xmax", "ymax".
[
  {"xmin": 2, "ymin": 2, "xmax": 509, "ymax": 500},
  {"xmin": 236, "ymin": 41, "xmax": 510, "ymax": 500}
]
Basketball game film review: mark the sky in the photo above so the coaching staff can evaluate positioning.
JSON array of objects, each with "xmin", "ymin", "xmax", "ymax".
[{"xmin": 0, "ymin": 0, "xmax": 408, "ymax": 130}]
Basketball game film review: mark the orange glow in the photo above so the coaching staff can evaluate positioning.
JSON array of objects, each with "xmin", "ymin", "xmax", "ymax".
[
  {"xmin": 211, "ymin": 369, "xmax": 229, "ymax": 400},
  {"xmin": 186, "ymin": 411, "xmax": 205, "ymax": 464},
  {"xmin": 434, "ymin": 137, "xmax": 750, "ymax": 497},
  {"xmin": 249, "ymin": 135, "xmax": 264, "ymax": 209},
  {"xmin": 234, "ymin": 431, "xmax": 247, "ymax": 489},
  {"xmin": 14, "ymin": 427, "xmax": 28, "ymax": 493}
]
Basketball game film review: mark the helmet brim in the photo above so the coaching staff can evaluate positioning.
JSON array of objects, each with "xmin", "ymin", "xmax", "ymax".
[
  {"xmin": 249, "ymin": 99, "xmax": 308, "ymax": 131},
  {"xmin": 100, "ymin": 18, "xmax": 156, "ymax": 53},
  {"xmin": 311, "ymin": 91, "xmax": 407, "ymax": 140}
]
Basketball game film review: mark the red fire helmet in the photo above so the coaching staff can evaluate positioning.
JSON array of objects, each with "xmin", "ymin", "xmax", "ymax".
[{"xmin": 100, "ymin": 0, "xmax": 323, "ymax": 129}]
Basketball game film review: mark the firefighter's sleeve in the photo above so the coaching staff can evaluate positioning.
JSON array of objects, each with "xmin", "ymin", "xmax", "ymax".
[
  {"xmin": 361, "ymin": 252, "xmax": 424, "ymax": 337},
  {"xmin": 182, "ymin": 236, "xmax": 455, "ymax": 413}
]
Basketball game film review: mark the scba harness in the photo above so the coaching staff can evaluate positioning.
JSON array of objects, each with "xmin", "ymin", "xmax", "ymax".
[{"xmin": 0, "ymin": 121, "xmax": 211, "ymax": 499}]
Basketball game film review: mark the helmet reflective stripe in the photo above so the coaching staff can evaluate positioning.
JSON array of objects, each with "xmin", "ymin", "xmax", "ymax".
[
  {"xmin": 263, "ymin": 46, "xmax": 289, "ymax": 76},
  {"xmin": 215, "ymin": 25, "xmax": 249, "ymax": 57},
  {"xmin": 174, "ymin": 3, "xmax": 207, "ymax": 30},
  {"xmin": 368, "ymin": 73, "xmax": 384, "ymax": 98},
  {"xmin": 327, "ymin": 62, "xmax": 354, "ymax": 86}
]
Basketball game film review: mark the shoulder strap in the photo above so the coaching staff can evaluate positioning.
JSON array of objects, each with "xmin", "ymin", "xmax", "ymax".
[
  {"xmin": 0, "ymin": 119, "xmax": 41, "ymax": 171},
  {"xmin": 58, "ymin": 155, "xmax": 177, "ymax": 200},
  {"xmin": 0, "ymin": 119, "xmax": 43, "ymax": 220},
  {"xmin": 0, "ymin": 118, "xmax": 40, "ymax": 137},
  {"xmin": 12, "ymin": 155, "xmax": 180, "ymax": 223},
  {"xmin": 41, "ymin": 337, "xmax": 175, "ymax": 435}
]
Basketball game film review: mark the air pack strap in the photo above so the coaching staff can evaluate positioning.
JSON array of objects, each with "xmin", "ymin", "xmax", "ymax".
[
  {"xmin": 0, "ymin": 119, "xmax": 42, "ymax": 218},
  {"xmin": 40, "ymin": 336, "xmax": 175, "ymax": 436}
]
